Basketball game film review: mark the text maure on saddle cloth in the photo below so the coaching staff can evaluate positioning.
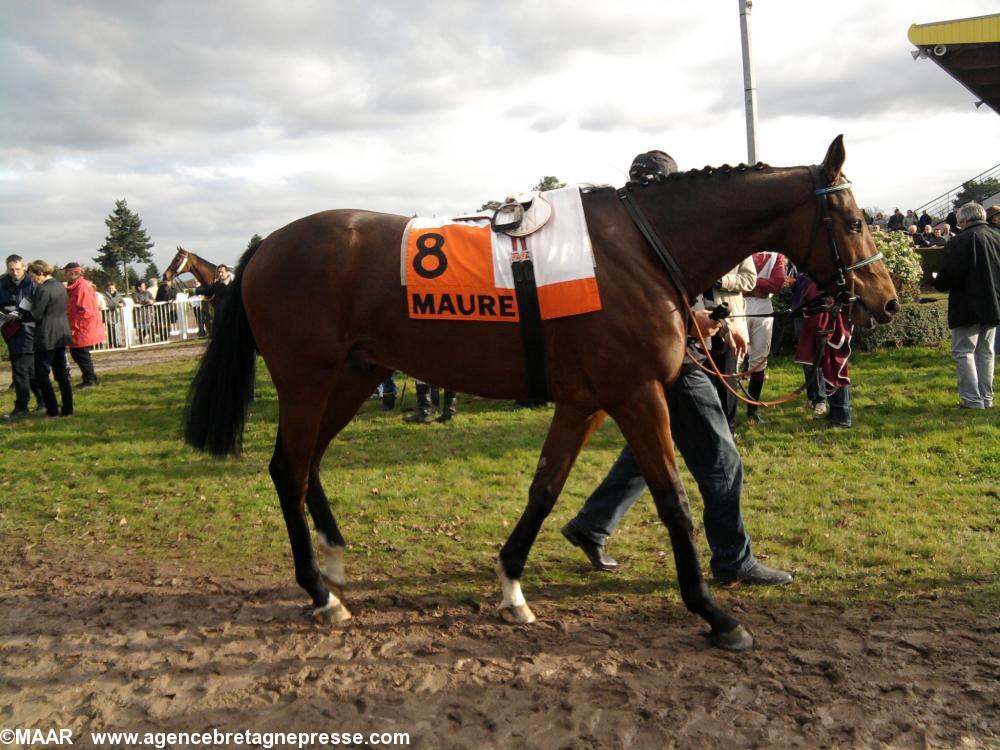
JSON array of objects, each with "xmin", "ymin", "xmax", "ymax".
[{"xmin": 400, "ymin": 185, "xmax": 602, "ymax": 323}]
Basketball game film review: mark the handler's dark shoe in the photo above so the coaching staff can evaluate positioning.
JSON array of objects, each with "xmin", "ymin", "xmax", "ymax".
[
  {"xmin": 404, "ymin": 405, "xmax": 435, "ymax": 423},
  {"xmin": 716, "ymin": 561, "xmax": 792, "ymax": 586},
  {"xmin": 561, "ymin": 523, "xmax": 618, "ymax": 572},
  {"xmin": 3, "ymin": 408, "xmax": 30, "ymax": 422}
]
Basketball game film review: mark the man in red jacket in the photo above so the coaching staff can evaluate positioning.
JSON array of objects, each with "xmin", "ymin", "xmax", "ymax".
[{"xmin": 63, "ymin": 263, "xmax": 106, "ymax": 387}]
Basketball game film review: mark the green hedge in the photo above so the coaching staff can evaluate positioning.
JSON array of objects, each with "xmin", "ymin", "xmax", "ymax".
[
  {"xmin": 770, "ymin": 298, "xmax": 950, "ymax": 353},
  {"xmin": 915, "ymin": 246, "xmax": 947, "ymax": 285},
  {"xmin": 853, "ymin": 298, "xmax": 950, "ymax": 351}
]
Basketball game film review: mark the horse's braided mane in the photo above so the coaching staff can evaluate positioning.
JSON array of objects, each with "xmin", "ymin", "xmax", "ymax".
[
  {"xmin": 583, "ymin": 161, "xmax": 773, "ymax": 195},
  {"xmin": 626, "ymin": 161, "xmax": 771, "ymax": 189}
]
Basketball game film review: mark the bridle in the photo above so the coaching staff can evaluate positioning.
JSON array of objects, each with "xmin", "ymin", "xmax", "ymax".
[
  {"xmin": 803, "ymin": 165, "xmax": 884, "ymax": 296},
  {"xmin": 165, "ymin": 250, "xmax": 189, "ymax": 281},
  {"xmin": 618, "ymin": 164, "xmax": 886, "ymax": 408}
]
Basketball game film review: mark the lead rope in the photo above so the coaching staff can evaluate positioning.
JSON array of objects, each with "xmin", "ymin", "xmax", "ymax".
[{"xmin": 682, "ymin": 293, "xmax": 836, "ymax": 408}]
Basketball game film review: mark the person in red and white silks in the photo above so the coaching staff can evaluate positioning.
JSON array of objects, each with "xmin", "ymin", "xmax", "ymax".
[{"xmin": 743, "ymin": 252, "xmax": 790, "ymax": 423}]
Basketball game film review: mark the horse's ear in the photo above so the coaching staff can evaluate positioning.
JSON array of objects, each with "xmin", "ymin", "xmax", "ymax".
[{"xmin": 821, "ymin": 135, "xmax": 846, "ymax": 183}]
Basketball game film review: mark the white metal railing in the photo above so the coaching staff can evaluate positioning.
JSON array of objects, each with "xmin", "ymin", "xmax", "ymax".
[
  {"xmin": 913, "ymin": 162, "xmax": 1000, "ymax": 222},
  {"xmin": 93, "ymin": 298, "xmax": 208, "ymax": 353}
]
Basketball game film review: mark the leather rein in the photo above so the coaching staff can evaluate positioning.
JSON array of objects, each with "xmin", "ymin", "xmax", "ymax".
[{"xmin": 618, "ymin": 165, "xmax": 885, "ymax": 408}]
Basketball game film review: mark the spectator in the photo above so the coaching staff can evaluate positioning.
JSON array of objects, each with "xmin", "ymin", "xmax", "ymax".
[
  {"xmin": 196, "ymin": 264, "xmax": 233, "ymax": 312},
  {"xmin": 908, "ymin": 225, "xmax": 929, "ymax": 247},
  {"xmin": 131, "ymin": 280, "xmax": 154, "ymax": 343},
  {"xmin": 933, "ymin": 201, "xmax": 1000, "ymax": 410},
  {"xmin": 918, "ymin": 211, "xmax": 933, "ymax": 231},
  {"xmin": 744, "ymin": 251, "xmax": 791, "ymax": 424},
  {"xmin": 1, "ymin": 254, "xmax": 40, "ymax": 420},
  {"xmin": 940, "ymin": 225, "xmax": 955, "ymax": 243},
  {"xmin": 155, "ymin": 278, "xmax": 177, "ymax": 303},
  {"xmin": 873, "ymin": 212, "xmax": 888, "ymax": 230},
  {"xmin": 103, "ymin": 282, "xmax": 126, "ymax": 348},
  {"xmin": 131, "ymin": 280, "xmax": 153, "ymax": 306},
  {"xmin": 987, "ymin": 205, "xmax": 1000, "ymax": 229},
  {"xmin": 376, "ymin": 375, "xmax": 397, "ymax": 411},
  {"xmin": 194, "ymin": 265, "xmax": 234, "ymax": 335},
  {"xmin": 922, "ymin": 225, "xmax": 937, "ymax": 246},
  {"xmin": 405, "ymin": 381, "xmax": 457, "ymax": 423},
  {"xmin": 946, "ymin": 209, "xmax": 959, "ymax": 233},
  {"xmin": 22, "ymin": 261, "xmax": 73, "ymax": 417},
  {"xmin": 795, "ymin": 278, "xmax": 853, "ymax": 427},
  {"xmin": 886, "ymin": 209, "xmax": 905, "ymax": 231},
  {"xmin": 704, "ymin": 259, "xmax": 757, "ymax": 431},
  {"xmin": 155, "ymin": 277, "xmax": 179, "ymax": 339},
  {"xmin": 62, "ymin": 262, "xmax": 105, "ymax": 387},
  {"xmin": 930, "ymin": 228, "xmax": 947, "ymax": 246},
  {"xmin": 560, "ymin": 304, "xmax": 792, "ymax": 586},
  {"xmin": 904, "ymin": 209, "xmax": 919, "ymax": 229},
  {"xmin": 146, "ymin": 277, "xmax": 159, "ymax": 302}
]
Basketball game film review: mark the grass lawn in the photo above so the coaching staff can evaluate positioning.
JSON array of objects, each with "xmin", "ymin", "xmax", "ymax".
[{"xmin": 1, "ymin": 345, "xmax": 996, "ymax": 610}]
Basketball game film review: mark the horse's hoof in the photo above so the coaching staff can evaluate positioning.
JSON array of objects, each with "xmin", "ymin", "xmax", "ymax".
[
  {"xmin": 313, "ymin": 600, "xmax": 352, "ymax": 624},
  {"xmin": 499, "ymin": 603, "xmax": 536, "ymax": 624},
  {"xmin": 708, "ymin": 624, "xmax": 754, "ymax": 651}
]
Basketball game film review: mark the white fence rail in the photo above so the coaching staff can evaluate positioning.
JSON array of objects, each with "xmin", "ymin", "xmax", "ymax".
[{"xmin": 94, "ymin": 298, "xmax": 209, "ymax": 353}]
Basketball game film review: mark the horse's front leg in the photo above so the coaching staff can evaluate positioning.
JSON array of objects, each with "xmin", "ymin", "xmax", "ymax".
[
  {"xmin": 497, "ymin": 405, "xmax": 605, "ymax": 623},
  {"xmin": 612, "ymin": 381, "xmax": 753, "ymax": 650}
]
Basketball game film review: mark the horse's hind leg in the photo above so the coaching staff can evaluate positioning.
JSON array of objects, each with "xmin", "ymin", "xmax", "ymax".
[
  {"xmin": 497, "ymin": 404, "xmax": 605, "ymax": 623},
  {"xmin": 270, "ymin": 417, "xmax": 349, "ymax": 621},
  {"xmin": 307, "ymin": 366, "xmax": 393, "ymax": 600},
  {"xmin": 612, "ymin": 382, "xmax": 752, "ymax": 650}
]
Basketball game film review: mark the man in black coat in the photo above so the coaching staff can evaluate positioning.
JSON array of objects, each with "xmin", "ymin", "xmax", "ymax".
[
  {"xmin": 1, "ymin": 254, "xmax": 39, "ymax": 419},
  {"xmin": 934, "ymin": 202, "xmax": 1000, "ymax": 410}
]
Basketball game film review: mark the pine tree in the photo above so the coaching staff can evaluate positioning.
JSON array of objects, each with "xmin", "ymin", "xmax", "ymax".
[
  {"xmin": 246, "ymin": 233, "xmax": 264, "ymax": 253},
  {"xmin": 533, "ymin": 176, "xmax": 567, "ymax": 192},
  {"xmin": 480, "ymin": 176, "xmax": 567, "ymax": 211},
  {"xmin": 143, "ymin": 261, "xmax": 160, "ymax": 281},
  {"xmin": 953, "ymin": 177, "xmax": 1000, "ymax": 208},
  {"xmin": 93, "ymin": 199, "xmax": 154, "ymax": 292}
]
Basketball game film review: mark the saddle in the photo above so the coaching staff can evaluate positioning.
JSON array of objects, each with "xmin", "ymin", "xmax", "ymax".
[
  {"xmin": 490, "ymin": 192, "xmax": 552, "ymax": 236},
  {"xmin": 453, "ymin": 192, "xmax": 553, "ymax": 237}
]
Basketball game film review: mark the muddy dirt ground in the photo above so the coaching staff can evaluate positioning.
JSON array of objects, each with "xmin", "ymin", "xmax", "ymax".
[
  {"xmin": 1, "ymin": 544, "xmax": 997, "ymax": 750},
  {"xmin": 2, "ymin": 346, "xmax": 998, "ymax": 747}
]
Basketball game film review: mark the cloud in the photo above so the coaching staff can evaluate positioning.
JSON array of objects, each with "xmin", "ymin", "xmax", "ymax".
[{"xmin": 1, "ymin": 0, "xmax": 996, "ymax": 270}]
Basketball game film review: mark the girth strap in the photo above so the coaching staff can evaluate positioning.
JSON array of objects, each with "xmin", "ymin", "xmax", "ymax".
[{"xmin": 510, "ymin": 237, "xmax": 550, "ymax": 403}]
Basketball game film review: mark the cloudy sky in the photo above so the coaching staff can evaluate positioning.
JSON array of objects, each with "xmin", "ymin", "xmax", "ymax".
[{"xmin": 2, "ymin": 0, "xmax": 997, "ymax": 271}]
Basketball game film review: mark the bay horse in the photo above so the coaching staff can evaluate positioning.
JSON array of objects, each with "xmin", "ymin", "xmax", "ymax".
[
  {"xmin": 162, "ymin": 246, "xmax": 217, "ymax": 289},
  {"xmin": 184, "ymin": 136, "xmax": 898, "ymax": 650}
]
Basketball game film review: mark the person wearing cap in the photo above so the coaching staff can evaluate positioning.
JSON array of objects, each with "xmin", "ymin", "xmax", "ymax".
[
  {"xmin": 987, "ymin": 205, "xmax": 1000, "ymax": 229},
  {"xmin": 934, "ymin": 201, "xmax": 1000, "ymax": 410},
  {"xmin": 63, "ymin": 262, "xmax": 105, "ymax": 387},
  {"xmin": 560, "ymin": 150, "xmax": 793, "ymax": 587}
]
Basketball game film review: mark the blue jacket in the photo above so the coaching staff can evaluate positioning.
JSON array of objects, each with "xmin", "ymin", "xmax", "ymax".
[{"xmin": 0, "ymin": 272, "xmax": 35, "ymax": 354}]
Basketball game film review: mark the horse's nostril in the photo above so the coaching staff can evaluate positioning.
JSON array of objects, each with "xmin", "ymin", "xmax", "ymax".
[{"xmin": 885, "ymin": 298, "xmax": 900, "ymax": 315}]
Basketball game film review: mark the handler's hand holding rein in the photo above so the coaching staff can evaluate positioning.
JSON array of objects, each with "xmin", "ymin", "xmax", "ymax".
[{"xmin": 690, "ymin": 308, "xmax": 723, "ymax": 339}]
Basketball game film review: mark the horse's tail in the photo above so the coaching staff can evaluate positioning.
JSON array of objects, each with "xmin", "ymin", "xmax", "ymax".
[{"xmin": 183, "ymin": 242, "xmax": 261, "ymax": 456}]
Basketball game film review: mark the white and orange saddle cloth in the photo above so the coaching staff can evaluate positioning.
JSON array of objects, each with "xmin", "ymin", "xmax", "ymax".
[{"xmin": 400, "ymin": 185, "xmax": 602, "ymax": 322}]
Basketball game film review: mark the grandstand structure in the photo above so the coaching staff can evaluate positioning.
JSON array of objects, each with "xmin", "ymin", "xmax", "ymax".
[{"xmin": 909, "ymin": 14, "xmax": 999, "ymax": 219}]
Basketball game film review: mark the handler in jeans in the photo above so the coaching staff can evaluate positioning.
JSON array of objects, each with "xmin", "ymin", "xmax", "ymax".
[{"xmin": 562, "ymin": 304, "xmax": 792, "ymax": 586}]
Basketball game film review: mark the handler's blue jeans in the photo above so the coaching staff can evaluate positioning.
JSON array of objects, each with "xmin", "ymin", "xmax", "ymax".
[{"xmin": 564, "ymin": 366, "xmax": 754, "ymax": 580}]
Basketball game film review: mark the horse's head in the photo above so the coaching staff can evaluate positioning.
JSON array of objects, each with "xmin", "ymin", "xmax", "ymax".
[
  {"xmin": 799, "ymin": 136, "xmax": 899, "ymax": 329},
  {"xmin": 163, "ymin": 246, "xmax": 189, "ymax": 283}
]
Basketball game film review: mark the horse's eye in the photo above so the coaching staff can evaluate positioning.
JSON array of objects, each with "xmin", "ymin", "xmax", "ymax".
[{"xmin": 846, "ymin": 219, "xmax": 863, "ymax": 233}]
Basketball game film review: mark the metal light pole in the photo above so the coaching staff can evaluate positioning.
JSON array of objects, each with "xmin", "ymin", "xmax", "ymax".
[{"xmin": 738, "ymin": 0, "xmax": 759, "ymax": 164}]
